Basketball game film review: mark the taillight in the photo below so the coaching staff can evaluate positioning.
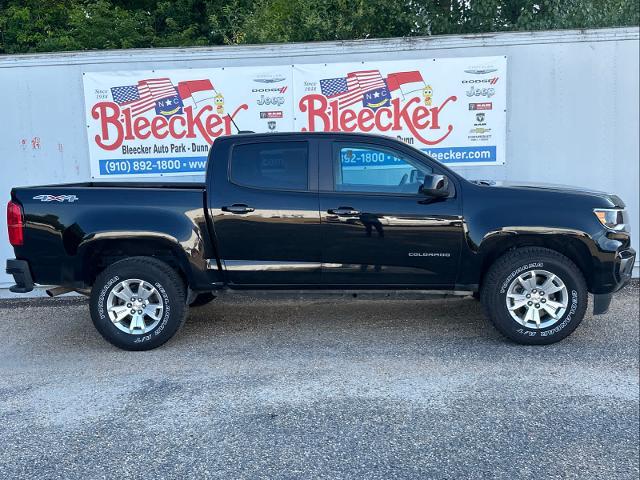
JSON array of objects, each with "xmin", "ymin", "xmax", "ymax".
[{"xmin": 7, "ymin": 200, "xmax": 24, "ymax": 246}]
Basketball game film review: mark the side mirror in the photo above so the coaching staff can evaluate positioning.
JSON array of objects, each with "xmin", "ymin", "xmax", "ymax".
[{"xmin": 420, "ymin": 174, "xmax": 449, "ymax": 198}]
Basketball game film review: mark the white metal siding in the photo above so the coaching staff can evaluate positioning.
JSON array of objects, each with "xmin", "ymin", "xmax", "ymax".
[{"xmin": 1, "ymin": 27, "xmax": 638, "ymax": 295}]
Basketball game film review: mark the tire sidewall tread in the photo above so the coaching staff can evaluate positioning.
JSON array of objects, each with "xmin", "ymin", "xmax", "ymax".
[
  {"xmin": 480, "ymin": 247, "xmax": 588, "ymax": 345},
  {"xmin": 90, "ymin": 256, "xmax": 187, "ymax": 351}
]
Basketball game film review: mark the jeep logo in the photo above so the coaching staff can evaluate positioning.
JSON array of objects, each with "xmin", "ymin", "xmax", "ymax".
[{"xmin": 257, "ymin": 95, "xmax": 285, "ymax": 106}]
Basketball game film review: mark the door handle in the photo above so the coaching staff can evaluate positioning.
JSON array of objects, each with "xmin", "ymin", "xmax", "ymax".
[
  {"xmin": 328, "ymin": 207, "xmax": 360, "ymax": 216},
  {"xmin": 222, "ymin": 204, "xmax": 255, "ymax": 214}
]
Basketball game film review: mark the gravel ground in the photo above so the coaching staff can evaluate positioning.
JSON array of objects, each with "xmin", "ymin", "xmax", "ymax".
[{"xmin": 0, "ymin": 283, "xmax": 638, "ymax": 480}]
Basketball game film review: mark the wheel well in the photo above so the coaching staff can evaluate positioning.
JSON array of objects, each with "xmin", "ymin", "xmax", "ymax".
[
  {"xmin": 81, "ymin": 238, "xmax": 188, "ymax": 286},
  {"xmin": 479, "ymin": 235, "xmax": 593, "ymax": 290}
]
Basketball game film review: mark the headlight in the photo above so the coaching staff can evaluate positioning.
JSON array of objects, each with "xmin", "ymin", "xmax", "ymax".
[{"xmin": 594, "ymin": 208, "xmax": 629, "ymax": 232}]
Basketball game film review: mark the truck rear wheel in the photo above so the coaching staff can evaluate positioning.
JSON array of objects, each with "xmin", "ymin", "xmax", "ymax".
[
  {"xmin": 480, "ymin": 247, "xmax": 587, "ymax": 345},
  {"xmin": 90, "ymin": 256, "xmax": 188, "ymax": 351}
]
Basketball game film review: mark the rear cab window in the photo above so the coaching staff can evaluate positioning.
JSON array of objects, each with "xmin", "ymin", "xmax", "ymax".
[{"xmin": 230, "ymin": 142, "xmax": 309, "ymax": 191}]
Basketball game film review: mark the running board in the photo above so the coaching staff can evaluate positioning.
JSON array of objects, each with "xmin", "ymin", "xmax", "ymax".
[{"xmin": 214, "ymin": 289, "xmax": 474, "ymax": 300}]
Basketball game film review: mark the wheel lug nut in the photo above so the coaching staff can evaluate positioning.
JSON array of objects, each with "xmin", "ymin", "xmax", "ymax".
[
  {"xmin": 541, "ymin": 299, "xmax": 546, "ymax": 303},
  {"xmin": 532, "ymin": 289, "xmax": 537, "ymax": 293},
  {"xmin": 535, "ymin": 303, "xmax": 540, "ymax": 308},
  {"xmin": 127, "ymin": 303, "xmax": 131, "ymax": 308},
  {"xmin": 130, "ymin": 309, "xmax": 135, "ymax": 314},
  {"xmin": 526, "ymin": 294, "xmax": 531, "ymax": 298},
  {"xmin": 137, "ymin": 310, "xmax": 143, "ymax": 314},
  {"xmin": 528, "ymin": 301, "xmax": 533, "ymax": 306},
  {"xmin": 540, "ymin": 291, "xmax": 544, "ymax": 296}
]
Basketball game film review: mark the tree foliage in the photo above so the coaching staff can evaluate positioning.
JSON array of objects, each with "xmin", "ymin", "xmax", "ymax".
[{"xmin": 0, "ymin": 0, "xmax": 638, "ymax": 54}]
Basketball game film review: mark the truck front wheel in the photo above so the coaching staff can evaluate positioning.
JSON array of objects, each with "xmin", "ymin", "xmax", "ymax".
[
  {"xmin": 480, "ymin": 247, "xmax": 588, "ymax": 345},
  {"xmin": 90, "ymin": 256, "xmax": 188, "ymax": 351}
]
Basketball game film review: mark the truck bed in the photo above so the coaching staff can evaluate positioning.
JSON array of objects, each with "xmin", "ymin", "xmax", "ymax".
[{"xmin": 15, "ymin": 182, "xmax": 206, "ymax": 190}]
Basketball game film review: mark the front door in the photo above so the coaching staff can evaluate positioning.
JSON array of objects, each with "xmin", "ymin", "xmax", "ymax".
[
  {"xmin": 319, "ymin": 140, "xmax": 463, "ymax": 287},
  {"xmin": 209, "ymin": 137, "xmax": 321, "ymax": 286}
]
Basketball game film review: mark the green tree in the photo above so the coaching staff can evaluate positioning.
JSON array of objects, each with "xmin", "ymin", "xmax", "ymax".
[
  {"xmin": 1, "ymin": 0, "xmax": 638, "ymax": 54},
  {"xmin": 241, "ymin": 0, "xmax": 418, "ymax": 44},
  {"xmin": 66, "ymin": 0, "xmax": 155, "ymax": 50},
  {"xmin": 0, "ymin": 0, "xmax": 75, "ymax": 53}
]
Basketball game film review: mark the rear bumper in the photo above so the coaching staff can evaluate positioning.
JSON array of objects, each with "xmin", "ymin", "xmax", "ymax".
[{"xmin": 5, "ymin": 259, "xmax": 34, "ymax": 293}]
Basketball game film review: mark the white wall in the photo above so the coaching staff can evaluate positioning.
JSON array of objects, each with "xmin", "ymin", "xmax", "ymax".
[{"xmin": 1, "ymin": 27, "xmax": 638, "ymax": 295}]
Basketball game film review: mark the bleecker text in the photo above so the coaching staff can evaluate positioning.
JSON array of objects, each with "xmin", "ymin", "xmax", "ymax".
[
  {"xmin": 299, "ymin": 94, "xmax": 457, "ymax": 145},
  {"xmin": 91, "ymin": 102, "xmax": 249, "ymax": 150}
]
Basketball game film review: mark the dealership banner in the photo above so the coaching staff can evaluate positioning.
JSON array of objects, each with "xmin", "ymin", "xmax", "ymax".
[
  {"xmin": 83, "ymin": 66, "xmax": 295, "ymax": 177},
  {"xmin": 83, "ymin": 56, "xmax": 506, "ymax": 177}
]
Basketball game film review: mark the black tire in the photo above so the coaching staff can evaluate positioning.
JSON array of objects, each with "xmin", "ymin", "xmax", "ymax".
[
  {"xmin": 90, "ymin": 256, "xmax": 188, "ymax": 351},
  {"xmin": 189, "ymin": 292, "xmax": 216, "ymax": 307},
  {"xmin": 480, "ymin": 247, "xmax": 587, "ymax": 345}
]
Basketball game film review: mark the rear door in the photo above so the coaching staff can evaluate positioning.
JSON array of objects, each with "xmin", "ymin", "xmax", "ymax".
[
  {"xmin": 208, "ymin": 136, "xmax": 321, "ymax": 286},
  {"xmin": 318, "ymin": 138, "xmax": 463, "ymax": 287}
]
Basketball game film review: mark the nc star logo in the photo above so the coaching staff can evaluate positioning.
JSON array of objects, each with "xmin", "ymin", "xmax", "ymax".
[{"xmin": 363, "ymin": 87, "xmax": 391, "ymax": 111}]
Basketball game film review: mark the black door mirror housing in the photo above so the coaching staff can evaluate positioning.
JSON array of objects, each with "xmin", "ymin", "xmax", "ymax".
[{"xmin": 420, "ymin": 174, "xmax": 449, "ymax": 197}]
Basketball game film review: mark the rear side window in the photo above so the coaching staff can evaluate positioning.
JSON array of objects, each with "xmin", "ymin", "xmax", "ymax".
[{"xmin": 230, "ymin": 142, "xmax": 308, "ymax": 191}]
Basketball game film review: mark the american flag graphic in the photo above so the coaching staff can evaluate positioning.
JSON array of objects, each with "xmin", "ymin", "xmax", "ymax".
[
  {"xmin": 111, "ymin": 78, "xmax": 179, "ymax": 116},
  {"xmin": 320, "ymin": 70, "xmax": 386, "ymax": 108}
]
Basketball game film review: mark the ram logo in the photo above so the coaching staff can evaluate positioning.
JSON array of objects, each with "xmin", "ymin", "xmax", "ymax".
[{"xmin": 33, "ymin": 194, "xmax": 79, "ymax": 203}]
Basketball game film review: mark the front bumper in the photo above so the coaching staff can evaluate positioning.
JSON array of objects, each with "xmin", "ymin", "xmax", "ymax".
[
  {"xmin": 616, "ymin": 249, "xmax": 636, "ymax": 283},
  {"xmin": 592, "ymin": 247, "xmax": 635, "ymax": 315},
  {"xmin": 5, "ymin": 259, "xmax": 34, "ymax": 293}
]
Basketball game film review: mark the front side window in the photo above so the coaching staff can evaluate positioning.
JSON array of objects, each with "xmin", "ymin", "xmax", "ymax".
[
  {"xmin": 231, "ymin": 142, "xmax": 308, "ymax": 191},
  {"xmin": 334, "ymin": 144, "xmax": 432, "ymax": 194}
]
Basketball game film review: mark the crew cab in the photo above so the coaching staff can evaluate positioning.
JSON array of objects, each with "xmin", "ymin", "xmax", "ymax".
[{"xmin": 6, "ymin": 132, "xmax": 635, "ymax": 350}]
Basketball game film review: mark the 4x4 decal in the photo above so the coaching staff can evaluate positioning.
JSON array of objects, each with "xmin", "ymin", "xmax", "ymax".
[{"xmin": 33, "ymin": 194, "xmax": 79, "ymax": 203}]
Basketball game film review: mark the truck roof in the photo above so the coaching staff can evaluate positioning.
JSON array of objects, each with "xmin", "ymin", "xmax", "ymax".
[{"xmin": 219, "ymin": 131, "xmax": 398, "ymax": 141}]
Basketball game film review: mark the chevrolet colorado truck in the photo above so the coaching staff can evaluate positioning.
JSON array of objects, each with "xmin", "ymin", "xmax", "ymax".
[{"xmin": 6, "ymin": 132, "xmax": 635, "ymax": 350}]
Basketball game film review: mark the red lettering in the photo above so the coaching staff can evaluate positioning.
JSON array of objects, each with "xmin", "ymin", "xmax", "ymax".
[
  {"xmin": 429, "ymin": 96, "xmax": 456, "ymax": 129},
  {"xmin": 223, "ymin": 104, "xmax": 249, "ymax": 137},
  {"xmin": 297, "ymin": 93, "xmax": 457, "ymax": 146},
  {"xmin": 341, "ymin": 109, "xmax": 357, "ymax": 132},
  {"xmin": 206, "ymin": 114, "xmax": 223, "ymax": 137},
  {"xmin": 405, "ymin": 96, "xmax": 457, "ymax": 145},
  {"xmin": 123, "ymin": 108, "xmax": 134, "ymax": 140},
  {"xmin": 92, "ymin": 102, "xmax": 123, "ymax": 151},
  {"xmin": 151, "ymin": 116, "xmax": 169, "ymax": 139},
  {"xmin": 358, "ymin": 109, "xmax": 375, "ymax": 132},
  {"xmin": 299, "ymin": 94, "xmax": 330, "ymax": 132},
  {"xmin": 133, "ymin": 117, "xmax": 151, "ymax": 139},
  {"xmin": 169, "ymin": 115, "xmax": 186, "ymax": 139},
  {"xmin": 185, "ymin": 105, "xmax": 208, "ymax": 142},
  {"xmin": 90, "ymin": 101, "xmax": 249, "ymax": 149},
  {"xmin": 413, "ymin": 105, "xmax": 431, "ymax": 130},
  {"xmin": 329, "ymin": 100, "xmax": 340, "ymax": 131},
  {"xmin": 375, "ymin": 108, "xmax": 392, "ymax": 132}
]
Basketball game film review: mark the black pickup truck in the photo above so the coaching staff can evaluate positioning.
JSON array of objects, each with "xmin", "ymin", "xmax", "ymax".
[{"xmin": 6, "ymin": 132, "xmax": 635, "ymax": 350}]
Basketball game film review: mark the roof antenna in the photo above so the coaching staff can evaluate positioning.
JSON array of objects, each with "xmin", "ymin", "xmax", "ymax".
[{"xmin": 227, "ymin": 114, "xmax": 254, "ymax": 134}]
